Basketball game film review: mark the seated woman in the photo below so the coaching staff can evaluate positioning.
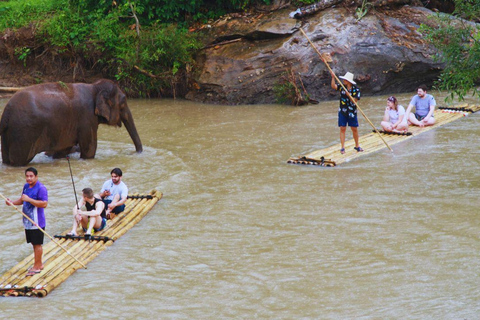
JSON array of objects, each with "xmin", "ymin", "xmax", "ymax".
[
  {"xmin": 68, "ymin": 188, "xmax": 107, "ymax": 237},
  {"xmin": 381, "ymin": 96, "xmax": 408, "ymax": 133}
]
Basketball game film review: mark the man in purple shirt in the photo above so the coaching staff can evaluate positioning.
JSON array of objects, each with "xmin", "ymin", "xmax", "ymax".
[{"xmin": 5, "ymin": 167, "xmax": 48, "ymax": 276}]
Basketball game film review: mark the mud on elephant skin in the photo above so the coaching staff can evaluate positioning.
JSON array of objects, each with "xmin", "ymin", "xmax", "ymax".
[{"xmin": 0, "ymin": 79, "xmax": 143, "ymax": 166}]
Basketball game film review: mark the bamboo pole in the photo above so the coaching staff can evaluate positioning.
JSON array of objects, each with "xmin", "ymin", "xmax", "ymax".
[
  {"xmin": 0, "ymin": 239, "xmax": 65, "ymax": 286},
  {"xmin": 31, "ymin": 240, "xmax": 100, "ymax": 289},
  {"xmin": 107, "ymin": 196, "xmax": 160, "ymax": 240},
  {"xmin": 299, "ymin": 28, "xmax": 393, "ymax": 152},
  {"xmin": 0, "ymin": 193, "xmax": 87, "ymax": 269},
  {"xmin": 101, "ymin": 195, "xmax": 148, "ymax": 238},
  {"xmin": 0, "ymin": 239, "xmax": 70, "ymax": 288},
  {"xmin": 21, "ymin": 240, "xmax": 87, "ymax": 287},
  {"xmin": 104, "ymin": 193, "xmax": 160, "ymax": 240},
  {"xmin": 41, "ymin": 240, "xmax": 108, "ymax": 296}
]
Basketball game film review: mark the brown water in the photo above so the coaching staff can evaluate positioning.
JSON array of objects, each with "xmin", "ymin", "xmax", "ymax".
[{"xmin": 0, "ymin": 93, "xmax": 479, "ymax": 318}]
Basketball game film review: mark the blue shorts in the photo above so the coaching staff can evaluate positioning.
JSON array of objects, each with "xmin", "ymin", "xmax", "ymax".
[
  {"xmin": 95, "ymin": 218, "xmax": 107, "ymax": 232},
  {"xmin": 338, "ymin": 112, "xmax": 358, "ymax": 127},
  {"xmin": 103, "ymin": 200, "xmax": 125, "ymax": 214}
]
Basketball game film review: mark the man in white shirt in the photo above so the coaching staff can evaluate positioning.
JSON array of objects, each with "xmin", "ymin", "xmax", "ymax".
[{"xmin": 99, "ymin": 168, "xmax": 128, "ymax": 219}]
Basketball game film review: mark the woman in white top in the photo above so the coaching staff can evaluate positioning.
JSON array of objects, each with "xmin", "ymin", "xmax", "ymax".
[{"xmin": 381, "ymin": 96, "xmax": 408, "ymax": 133}]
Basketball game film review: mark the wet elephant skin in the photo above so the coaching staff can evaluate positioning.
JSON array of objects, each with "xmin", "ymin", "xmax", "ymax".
[{"xmin": 0, "ymin": 79, "xmax": 143, "ymax": 166}]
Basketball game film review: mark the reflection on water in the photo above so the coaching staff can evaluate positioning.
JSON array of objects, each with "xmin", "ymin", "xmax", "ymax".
[{"xmin": 0, "ymin": 92, "xmax": 479, "ymax": 318}]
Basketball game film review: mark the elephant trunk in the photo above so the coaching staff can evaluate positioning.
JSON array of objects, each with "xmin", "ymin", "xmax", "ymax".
[{"xmin": 121, "ymin": 107, "xmax": 143, "ymax": 153}]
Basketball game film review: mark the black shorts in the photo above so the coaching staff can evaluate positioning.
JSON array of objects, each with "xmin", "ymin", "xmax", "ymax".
[
  {"xmin": 415, "ymin": 113, "xmax": 433, "ymax": 121},
  {"xmin": 25, "ymin": 228, "xmax": 44, "ymax": 245}
]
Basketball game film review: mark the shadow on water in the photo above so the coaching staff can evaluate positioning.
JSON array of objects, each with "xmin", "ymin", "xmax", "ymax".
[{"xmin": 0, "ymin": 93, "xmax": 479, "ymax": 318}]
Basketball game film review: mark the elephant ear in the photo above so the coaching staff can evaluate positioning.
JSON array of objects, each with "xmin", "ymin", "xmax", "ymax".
[{"xmin": 95, "ymin": 90, "xmax": 111, "ymax": 122}]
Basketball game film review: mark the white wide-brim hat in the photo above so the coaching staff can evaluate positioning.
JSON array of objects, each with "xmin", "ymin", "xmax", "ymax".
[{"xmin": 339, "ymin": 72, "xmax": 356, "ymax": 85}]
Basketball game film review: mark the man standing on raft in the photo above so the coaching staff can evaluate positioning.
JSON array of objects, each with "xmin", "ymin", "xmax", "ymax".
[
  {"xmin": 404, "ymin": 84, "xmax": 436, "ymax": 127},
  {"xmin": 5, "ymin": 167, "xmax": 48, "ymax": 276},
  {"xmin": 330, "ymin": 71, "xmax": 363, "ymax": 154}
]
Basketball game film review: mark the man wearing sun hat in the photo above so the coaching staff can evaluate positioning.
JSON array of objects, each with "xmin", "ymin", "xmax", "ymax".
[{"xmin": 330, "ymin": 71, "xmax": 363, "ymax": 154}]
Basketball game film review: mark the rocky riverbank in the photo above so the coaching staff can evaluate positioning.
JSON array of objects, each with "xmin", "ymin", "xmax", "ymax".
[
  {"xmin": 0, "ymin": 1, "xmax": 448, "ymax": 104},
  {"xmin": 186, "ymin": 3, "xmax": 444, "ymax": 104}
]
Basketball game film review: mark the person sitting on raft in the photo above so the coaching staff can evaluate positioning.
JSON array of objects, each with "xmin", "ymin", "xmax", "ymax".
[
  {"xmin": 380, "ymin": 96, "xmax": 408, "ymax": 133},
  {"xmin": 68, "ymin": 188, "xmax": 107, "ymax": 237},
  {"xmin": 99, "ymin": 168, "xmax": 128, "ymax": 220},
  {"xmin": 404, "ymin": 84, "xmax": 436, "ymax": 127}
]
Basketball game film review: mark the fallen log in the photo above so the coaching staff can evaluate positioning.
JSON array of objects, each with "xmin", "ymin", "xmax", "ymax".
[{"xmin": 0, "ymin": 87, "xmax": 23, "ymax": 93}]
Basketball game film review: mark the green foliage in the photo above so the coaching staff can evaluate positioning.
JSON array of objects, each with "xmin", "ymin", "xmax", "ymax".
[
  {"xmin": 420, "ymin": 0, "xmax": 480, "ymax": 101},
  {"xmin": 274, "ymin": 80, "xmax": 296, "ymax": 105},
  {"xmin": 355, "ymin": 0, "xmax": 372, "ymax": 22},
  {"xmin": 0, "ymin": 0, "xmax": 272, "ymax": 97},
  {"xmin": 273, "ymin": 69, "xmax": 310, "ymax": 106},
  {"xmin": 14, "ymin": 46, "xmax": 31, "ymax": 66},
  {"xmin": 0, "ymin": 0, "xmax": 66, "ymax": 30}
]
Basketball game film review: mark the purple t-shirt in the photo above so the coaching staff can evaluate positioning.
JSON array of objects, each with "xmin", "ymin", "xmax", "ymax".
[{"xmin": 22, "ymin": 181, "xmax": 48, "ymax": 229}]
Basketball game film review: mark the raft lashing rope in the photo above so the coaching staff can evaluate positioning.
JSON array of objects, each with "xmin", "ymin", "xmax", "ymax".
[
  {"xmin": 127, "ymin": 195, "xmax": 153, "ymax": 199},
  {"xmin": 438, "ymin": 106, "xmax": 473, "ymax": 115},
  {"xmin": 0, "ymin": 285, "xmax": 47, "ymax": 297},
  {"xmin": 54, "ymin": 234, "xmax": 113, "ymax": 243},
  {"xmin": 287, "ymin": 156, "xmax": 336, "ymax": 166},
  {"xmin": 372, "ymin": 130, "xmax": 412, "ymax": 136}
]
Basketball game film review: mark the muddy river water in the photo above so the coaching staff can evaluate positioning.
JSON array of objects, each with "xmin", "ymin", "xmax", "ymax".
[{"xmin": 0, "ymin": 92, "xmax": 479, "ymax": 318}]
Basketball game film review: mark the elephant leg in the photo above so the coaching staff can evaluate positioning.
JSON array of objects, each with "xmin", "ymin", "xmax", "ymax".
[
  {"xmin": 79, "ymin": 131, "xmax": 97, "ymax": 159},
  {"xmin": 8, "ymin": 144, "xmax": 36, "ymax": 166},
  {"xmin": 4, "ymin": 129, "xmax": 43, "ymax": 166}
]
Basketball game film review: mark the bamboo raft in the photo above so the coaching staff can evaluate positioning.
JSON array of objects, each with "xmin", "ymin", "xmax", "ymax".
[
  {"xmin": 288, "ymin": 104, "xmax": 480, "ymax": 166},
  {"xmin": 0, "ymin": 190, "xmax": 162, "ymax": 297}
]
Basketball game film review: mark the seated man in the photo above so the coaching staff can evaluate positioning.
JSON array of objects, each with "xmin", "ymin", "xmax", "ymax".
[
  {"xmin": 99, "ymin": 168, "xmax": 128, "ymax": 219},
  {"xmin": 68, "ymin": 188, "xmax": 107, "ymax": 236},
  {"xmin": 404, "ymin": 84, "xmax": 436, "ymax": 127}
]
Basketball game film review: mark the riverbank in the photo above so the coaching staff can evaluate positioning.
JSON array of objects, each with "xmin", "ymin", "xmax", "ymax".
[{"xmin": 0, "ymin": 1, "xmax": 462, "ymax": 103}]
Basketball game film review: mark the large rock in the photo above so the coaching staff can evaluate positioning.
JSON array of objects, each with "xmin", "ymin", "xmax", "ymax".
[{"xmin": 186, "ymin": 5, "xmax": 443, "ymax": 104}]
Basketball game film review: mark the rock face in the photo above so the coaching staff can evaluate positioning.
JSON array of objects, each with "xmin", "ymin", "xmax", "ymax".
[{"xmin": 186, "ymin": 5, "xmax": 443, "ymax": 104}]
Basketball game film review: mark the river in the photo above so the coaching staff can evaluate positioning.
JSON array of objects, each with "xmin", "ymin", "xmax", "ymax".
[{"xmin": 0, "ymin": 92, "xmax": 479, "ymax": 318}]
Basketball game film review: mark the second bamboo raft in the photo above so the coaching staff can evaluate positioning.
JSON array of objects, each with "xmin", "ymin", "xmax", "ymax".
[
  {"xmin": 288, "ymin": 104, "xmax": 480, "ymax": 166},
  {"xmin": 0, "ymin": 190, "xmax": 162, "ymax": 297}
]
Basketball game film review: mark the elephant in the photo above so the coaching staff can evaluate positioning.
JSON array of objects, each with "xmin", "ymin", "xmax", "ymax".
[{"xmin": 0, "ymin": 79, "xmax": 143, "ymax": 166}]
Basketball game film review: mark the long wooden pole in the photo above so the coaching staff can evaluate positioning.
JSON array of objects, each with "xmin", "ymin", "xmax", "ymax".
[
  {"xmin": 299, "ymin": 28, "xmax": 393, "ymax": 152},
  {"xmin": 0, "ymin": 193, "xmax": 87, "ymax": 269}
]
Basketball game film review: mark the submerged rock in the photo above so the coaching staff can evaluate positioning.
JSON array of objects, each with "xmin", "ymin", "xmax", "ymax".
[{"xmin": 186, "ymin": 5, "xmax": 443, "ymax": 105}]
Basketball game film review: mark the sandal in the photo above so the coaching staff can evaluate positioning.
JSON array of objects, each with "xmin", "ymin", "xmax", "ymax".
[
  {"xmin": 354, "ymin": 146, "xmax": 364, "ymax": 152},
  {"xmin": 340, "ymin": 148, "xmax": 345, "ymax": 154},
  {"xmin": 26, "ymin": 269, "xmax": 42, "ymax": 276},
  {"xmin": 28, "ymin": 265, "xmax": 44, "ymax": 272}
]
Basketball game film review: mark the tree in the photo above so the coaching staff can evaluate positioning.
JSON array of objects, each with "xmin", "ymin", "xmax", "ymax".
[{"xmin": 420, "ymin": 0, "xmax": 480, "ymax": 101}]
